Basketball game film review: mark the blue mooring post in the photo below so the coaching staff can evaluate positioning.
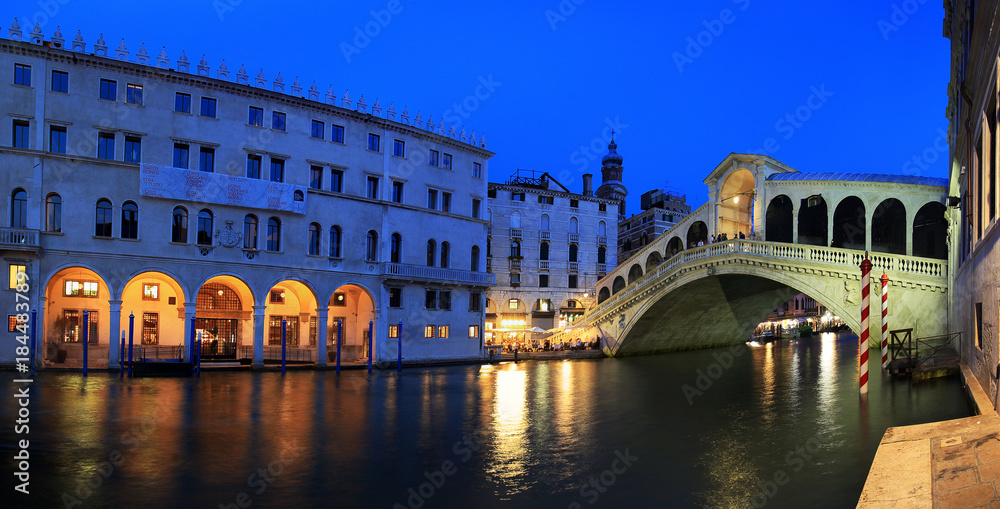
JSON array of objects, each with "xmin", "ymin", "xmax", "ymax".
[
  {"xmin": 196, "ymin": 332, "xmax": 201, "ymax": 377},
  {"xmin": 82, "ymin": 309, "xmax": 89, "ymax": 377},
  {"xmin": 119, "ymin": 331, "xmax": 125, "ymax": 379},
  {"xmin": 336, "ymin": 320, "xmax": 342, "ymax": 374},
  {"xmin": 368, "ymin": 320, "xmax": 373, "ymax": 373},
  {"xmin": 397, "ymin": 321, "xmax": 402, "ymax": 371},
  {"xmin": 281, "ymin": 319, "xmax": 287, "ymax": 375},
  {"xmin": 29, "ymin": 310, "xmax": 36, "ymax": 377},
  {"xmin": 128, "ymin": 313, "xmax": 134, "ymax": 377}
]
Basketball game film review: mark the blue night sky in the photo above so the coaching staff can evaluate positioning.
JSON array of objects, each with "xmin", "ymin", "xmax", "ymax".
[{"xmin": 7, "ymin": 0, "xmax": 949, "ymax": 215}]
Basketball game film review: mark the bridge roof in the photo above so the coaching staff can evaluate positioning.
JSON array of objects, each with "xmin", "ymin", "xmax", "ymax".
[{"xmin": 766, "ymin": 172, "xmax": 948, "ymax": 187}]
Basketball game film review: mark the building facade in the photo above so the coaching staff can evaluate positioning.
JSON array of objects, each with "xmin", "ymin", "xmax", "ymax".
[
  {"xmin": 0, "ymin": 23, "xmax": 495, "ymax": 369},
  {"xmin": 485, "ymin": 167, "xmax": 620, "ymax": 348},
  {"xmin": 945, "ymin": 0, "xmax": 1000, "ymax": 401},
  {"xmin": 618, "ymin": 188, "xmax": 690, "ymax": 261}
]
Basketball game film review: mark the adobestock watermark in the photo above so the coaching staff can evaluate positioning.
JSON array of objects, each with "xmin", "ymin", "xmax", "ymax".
[
  {"xmin": 442, "ymin": 74, "xmax": 501, "ymax": 129},
  {"xmin": 393, "ymin": 428, "xmax": 491, "ymax": 509},
  {"xmin": 545, "ymin": 0, "xmax": 586, "ymax": 31},
  {"xmin": 749, "ymin": 84, "xmax": 833, "ymax": 156},
  {"xmin": 566, "ymin": 116, "xmax": 629, "ymax": 178},
  {"xmin": 568, "ymin": 448, "xmax": 639, "ymax": 508},
  {"xmin": 16, "ymin": 0, "xmax": 70, "ymax": 33},
  {"xmin": 741, "ymin": 436, "xmax": 825, "ymax": 508},
  {"xmin": 672, "ymin": 0, "xmax": 750, "ymax": 73},
  {"xmin": 212, "ymin": 0, "xmax": 243, "ymax": 21},
  {"xmin": 340, "ymin": 0, "xmax": 407, "ymax": 63},
  {"xmin": 219, "ymin": 438, "xmax": 304, "ymax": 509},
  {"xmin": 877, "ymin": 0, "xmax": 930, "ymax": 41},
  {"xmin": 680, "ymin": 343, "xmax": 747, "ymax": 405}
]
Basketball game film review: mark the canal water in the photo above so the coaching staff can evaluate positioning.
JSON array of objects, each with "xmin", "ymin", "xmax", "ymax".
[{"xmin": 2, "ymin": 332, "xmax": 971, "ymax": 508}]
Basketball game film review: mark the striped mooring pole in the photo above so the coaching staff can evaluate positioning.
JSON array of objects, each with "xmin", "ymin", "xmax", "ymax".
[
  {"xmin": 880, "ymin": 271, "xmax": 889, "ymax": 370},
  {"xmin": 859, "ymin": 253, "xmax": 873, "ymax": 394}
]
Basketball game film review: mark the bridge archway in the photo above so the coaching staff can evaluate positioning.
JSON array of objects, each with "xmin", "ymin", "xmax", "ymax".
[
  {"xmin": 873, "ymin": 199, "xmax": 906, "ymax": 255},
  {"xmin": 687, "ymin": 221, "xmax": 707, "ymax": 247},
  {"xmin": 913, "ymin": 202, "xmax": 947, "ymax": 259},
  {"xmin": 612, "ymin": 276, "xmax": 626, "ymax": 294},
  {"xmin": 666, "ymin": 236, "xmax": 684, "ymax": 257},
  {"xmin": 832, "ymin": 196, "xmax": 866, "ymax": 250},
  {"xmin": 766, "ymin": 195, "xmax": 793, "ymax": 242},
  {"xmin": 628, "ymin": 264, "xmax": 643, "ymax": 285},
  {"xmin": 645, "ymin": 252, "xmax": 662, "ymax": 271},
  {"xmin": 717, "ymin": 168, "xmax": 755, "ymax": 238},
  {"xmin": 598, "ymin": 287, "xmax": 611, "ymax": 304},
  {"xmin": 797, "ymin": 195, "xmax": 828, "ymax": 246}
]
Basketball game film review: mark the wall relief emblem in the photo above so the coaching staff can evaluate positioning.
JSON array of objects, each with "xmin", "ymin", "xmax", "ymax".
[{"xmin": 216, "ymin": 220, "xmax": 242, "ymax": 248}]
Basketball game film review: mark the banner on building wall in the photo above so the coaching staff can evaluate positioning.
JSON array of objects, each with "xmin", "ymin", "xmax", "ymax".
[{"xmin": 138, "ymin": 163, "xmax": 307, "ymax": 214}]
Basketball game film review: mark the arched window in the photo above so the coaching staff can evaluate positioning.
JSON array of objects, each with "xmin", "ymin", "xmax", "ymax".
[
  {"xmin": 797, "ymin": 195, "xmax": 828, "ymax": 247},
  {"xmin": 686, "ymin": 221, "xmax": 707, "ymax": 247},
  {"xmin": 95, "ymin": 199, "xmax": 113, "ymax": 237},
  {"xmin": 243, "ymin": 215, "xmax": 258, "ymax": 249},
  {"xmin": 365, "ymin": 230, "xmax": 379, "ymax": 261},
  {"xmin": 45, "ymin": 193, "xmax": 61, "ymax": 232},
  {"xmin": 471, "ymin": 245, "xmax": 480, "ymax": 271},
  {"xmin": 539, "ymin": 242, "xmax": 549, "ymax": 261},
  {"xmin": 329, "ymin": 226, "xmax": 342, "ymax": 257},
  {"xmin": 390, "ymin": 233, "xmax": 402, "ymax": 263},
  {"xmin": 569, "ymin": 244, "xmax": 578, "ymax": 262},
  {"xmin": 121, "ymin": 201, "xmax": 138, "ymax": 239},
  {"xmin": 266, "ymin": 217, "xmax": 281, "ymax": 251},
  {"xmin": 765, "ymin": 196, "xmax": 793, "ymax": 243},
  {"xmin": 832, "ymin": 197, "xmax": 865, "ymax": 249},
  {"xmin": 426, "ymin": 239, "xmax": 436, "ymax": 266},
  {"xmin": 440, "ymin": 241, "xmax": 450, "ymax": 268},
  {"xmin": 598, "ymin": 246, "xmax": 607, "ymax": 264},
  {"xmin": 511, "ymin": 210, "xmax": 521, "ymax": 229},
  {"xmin": 196, "ymin": 209, "xmax": 213, "ymax": 245},
  {"xmin": 540, "ymin": 214, "xmax": 550, "ymax": 231},
  {"xmin": 598, "ymin": 287, "xmax": 611, "ymax": 303},
  {"xmin": 872, "ymin": 199, "xmax": 906, "ymax": 254},
  {"xmin": 510, "ymin": 240, "xmax": 521, "ymax": 258},
  {"xmin": 308, "ymin": 222, "xmax": 321, "ymax": 255},
  {"xmin": 913, "ymin": 202, "xmax": 947, "ymax": 259},
  {"xmin": 171, "ymin": 206, "xmax": 188, "ymax": 242},
  {"xmin": 570, "ymin": 217, "xmax": 579, "ymax": 234},
  {"xmin": 10, "ymin": 189, "xmax": 27, "ymax": 228},
  {"xmin": 598, "ymin": 220, "xmax": 607, "ymax": 237}
]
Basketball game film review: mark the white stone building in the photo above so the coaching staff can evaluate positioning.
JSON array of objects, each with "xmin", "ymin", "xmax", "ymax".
[{"xmin": 0, "ymin": 22, "xmax": 495, "ymax": 369}]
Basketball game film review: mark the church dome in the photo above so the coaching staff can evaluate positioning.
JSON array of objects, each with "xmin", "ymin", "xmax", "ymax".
[{"xmin": 602, "ymin": 139, "xmax": 623, "ymax": 167}]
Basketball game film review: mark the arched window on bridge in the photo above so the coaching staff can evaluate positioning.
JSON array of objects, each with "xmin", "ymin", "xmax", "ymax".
[
  {"xmin": 872, "ymin": 199, "xmax": 906, "ymax": 255},
  {"xmin": 667, "ymin": 236, "xmax": 684, "ymax": 257},
  {"xmin": 612, "ymin": 276, "xmax": 626, "ymax": 294},
  {"xmin": 598, "ymin": 286, "xmax": 611, "ymax": 304},
  {"xmin": 628, "ymin": 264, "xmax": 643, "ymax": 285},
  {"xmin": 913, "ymin": 202, "xmax": 947, "ymax": 259},
  {"xmin": 687, "ymin": 221, "xmax": 707, "ymax": 247},
  {"xmin": 832, "ymin": 196, "xmax": 866, "ymax": 250},
  {"xmin": 797, "ymin": 195, "xmax": 828, "ymax": 246},
  {"xmin": 766, "ymin": 195, "xmax": 793, "ymax": 243},
  {"xmin": 645, "ymin": 251, "xmax": 662, "ymax": 271}
]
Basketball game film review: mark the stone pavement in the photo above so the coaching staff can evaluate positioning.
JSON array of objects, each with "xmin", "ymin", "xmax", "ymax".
[{"xmin": 858, "ymin": 365, "xmax": 1000, "ymax": 508}]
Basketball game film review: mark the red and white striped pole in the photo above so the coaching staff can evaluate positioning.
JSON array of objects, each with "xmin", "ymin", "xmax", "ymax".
[
  {"xmin": 880, "ymin": 271, "xmax": 889, "ymax": 370},
  {"xmin": 859, "ymin": 253, "xmax": 873, "ymax": 394}
]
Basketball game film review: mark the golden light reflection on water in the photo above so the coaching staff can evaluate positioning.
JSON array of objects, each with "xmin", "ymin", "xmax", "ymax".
[
  {"xmin": 491, "ymin": 365, "xmax": 528, "ymax": 481},
  {"xmin": 816, "ymin": 332, "xmax": 839, "ymax": 428},
  {"xmin": 696, "ymin": 417, "xmax": 758, "ymax": 509},
  {"xmin": 759, "ymin": 343, "xmax": 776, "ymax": 425}
]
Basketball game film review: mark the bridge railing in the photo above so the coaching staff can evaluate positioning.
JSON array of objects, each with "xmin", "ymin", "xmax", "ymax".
[{"xmin": 593, "ymin": 240, "xmax": 947, "ymax": 321}]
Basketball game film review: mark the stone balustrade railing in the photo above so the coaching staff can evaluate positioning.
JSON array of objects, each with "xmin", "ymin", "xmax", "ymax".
[{"xmin": 0, "ymin": 227, "xmax": 39, "ymax": 250}]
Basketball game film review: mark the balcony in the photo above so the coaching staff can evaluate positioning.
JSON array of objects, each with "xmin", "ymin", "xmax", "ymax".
[
  {"xmin": 597, "ymin": 263, "xmax": 607, "ymax": 273},
  {"xmin": 597, "ymin": 236, "xmax": 607, "ymax": 245},
  {"xmin": 539, "ymin": 230, "xmax": 550, "ymax": 240},
  {"xmin": 381, "ymin": 262, "xmax": 496, "ymax": 286},
  {"xmin": 510, "ymin": 228, "xmax": 522, "ymax": 239},
  {"xmin": 569, "ymin": 233, "xmax": 580, "ymax": 243},
  {"xmin": 509, "ymin": 259, "xmax": 522, "ymax": 271},
  {"xmin": 568, "ymin": 262, "xmax": 579, "ymax": 272},
  {"xmin": 538, "ymin": 260, "xmax": 550, "ymax": 271},
  {"xmin": 0, "ymin": 227, "xmax": 40, "ymax": 252}
]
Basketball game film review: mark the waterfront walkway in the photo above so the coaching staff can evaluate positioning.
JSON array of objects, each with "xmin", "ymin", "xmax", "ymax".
[{"xmin": 858, "ymin": 365, "xmax": 1000, "ymax": 508}]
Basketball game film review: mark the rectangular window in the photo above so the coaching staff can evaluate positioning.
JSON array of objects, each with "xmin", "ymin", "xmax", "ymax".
[
  {"xmin": 310, "ymin": 317, "xmax": 318, "ymax": 346},
  {"xmin": 469, "ymin": 292, "xmax": 481, "ymax": 311},
  {"xmin": 124, "ymin": 136, "xmax": 141, "ymax": 163},
  {"xmin": 512, "ymin": 192, "xmax": 525, "ymax": 202},
  {"xmin": 200, "ymin": 97, "xmax": 217, "ymax": 117},
  {"xmin": 438, "ymin": 326, "xmax": 449, "ymax": 339},
  {"xmin": 8, "ymin": 264, "xmax": 26, "ymax": 289},
  {"xmin": 441, "ymin": 192, "xmax": 451, "ymax": 212},
  {"xmin": 424, "ymin": 325, "xmax": 435, "ymax": 338},
  {"xmin": 508, "ymin": 299, "xmax": 519, "ymax": 310},
  {"xmin": 570, "ymin": 199, "xmax": 579, "ymax": 208},
  {"xmin": 100, "ymin": 78, "xmax": 116, "ymax": 100},
  {"xmin": 8, "ymin": 316, "xmax": 18, "ymax": 333},
  {"xmin": 139, "ymin": 312, "xmax": 159, "ymax": 345},
  {"xmin": 14, "ymin": 64, "xmax": 31, "ymax": 86},
  {"xmin": 142, "ymin": 283, "xmax": 159, "ymax": 300},
  {"xmin": 331, "ymin": 124, "xmax": 345, "ymax": 143},
  {"xmin": 126, "ymin": 83, "xmax": 143, "ymax": 105},
  {"xmin": 539, "ymin": 274, "xmax": 549, "ymax": 287},
  {"xmin": 330, "ymin": 169, "xmax": 343, "ymax": 192},
  {"xmin": 425, "ymin": 290, "xmax": 437, "ymax": 309},
  {"xmin": 173, "ymin": 143, "xmax": 190, "ymax": 169},
  {"xmin": 175, "ymin": 92, "xmax": 191, "ymax": 113},
  {"xmin": 97, "ymin": 132, "xmax": 115, "ymax": 160},
  {"xmin": 367, "ymin": 176, "xmax": 379, "ymax": 199},
  {"xmin": 272, "ymin": 111, "xmax": 286, "ymax": 131},
  {"xmin": 310, "ymin": 165, "xmax": 323, "ymax": 189},
  {"xmin": 599, "ymin": 203, "xmax": 607, "ymax": 212},
  {"xmin": 270, "ymin": 289, "xmax": 285, "ymax": 304},
  {"xmin": 538, "ymin": 195, "xmax": 554, "ymax": 205},
  {"xmin": 442, "ymin": 153, "xmax": 452, "ymax": 170},
  {"xmin": 269, "ymin": 158, "xmax": 284, "ymax": 182},
  {"xmin": 246, "ymin": 154, "xmax": 262, "ymax": 179},
  {"xmin": 392, "ymin": 181, "xmax": 404, "ymax": 203},
  {"xmin": 393, "ymin": 139, "xmax": 405, "ymax": 157},
  {"xmin": 51, "ymin": 70, "xmax": 68, "ymax": 93},
  {"xmin": 12, "ymin": 119, "xmax": 28, "ymax": 148},
  {"xmin": 472, "ymin": 199, "xmax": 481, "ymax": 219},
  {"xmin": 429, "ymin": 149, "xmax": 439, "ymax": 166},
  {"xmin": 311, "ymin": 119, "xmax": 324, "ymax": 139},
  {"xmin": 427, "ymin": 189, "xmax": 438, "ymax": 209},
  {"xmin": 49, "ymin": 126, "xmax": 66, "ymax": 154},
  {"xmin": 469, "ymin": 325, "xmax": 479, "ymax": 339},
  {"xmin": 199, "ymin": 147, "xmax": 215, "ymax": 172},
  {"xmin": 510, "ymin": 273, "xmax": 521, "ymax": 285},
  {"xmin": 388, "ymin": 324, "xmax": 399, "ymax": 339},
  {"xmin": 243, "ymin": 106, "xmax": 261, "ymax": 127},
  {"xmin": 389, "ymin": 288, "xmax": 402, "ymax": 308},
  {"xmin": 439, "ymin": 291, "xmax": 451, "ymax": 310},
  {"xmin": 367, "ymin": 133, "xmax": 380, "ymax": 152},
  {"xmin": 473, "ymin": 162, "xmax": 482, "ymax": 178}
]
